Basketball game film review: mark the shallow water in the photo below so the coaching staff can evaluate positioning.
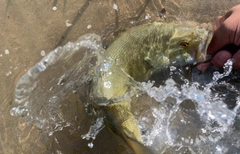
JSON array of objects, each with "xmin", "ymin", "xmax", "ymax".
[
  {"xmin": 1, "ymin": 0, "xmax": 240, "ymax": 154},
  {"xmin": 10, "ymin": 34, "xmax": 240, "ymax": 154}
]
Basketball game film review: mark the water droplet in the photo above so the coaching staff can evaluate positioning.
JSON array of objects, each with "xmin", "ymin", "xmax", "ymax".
[
  {"xmin": 5, "ymin": 49, "xmax": 9, "ymax": 54},
  {"xmin": 170, "ymin": 66, "xmax": 176, "ymax": 71},
  {"xmin": 5, "ymin": 71, "xmax": 12, "ymax": 76},
  {"xmin": 40, "ymin": 50, "xmax": 46, "ymax": 56},
  {"xmin": 87, "ymin": 24, "xmax": 92, "ymax": 29},
  {"xmin": 52, "ymin": 6, "xmax": 57, "ymax": 11},
  {"xmin": 65, "ymin": 20, "xmax": 72, "ymax": 27},
  {"xmin": 113, "ymin": 3, "xmax": 118, "ymax": 11},
  {"xmin": 145, "ymin": 14, "xmax": 151, "ymax": 20},
  {"xmin": 88, "ymin": 142, "xmax": 94, "ymax": 148},
  {"xmin": 49, "ymin": 96, "xmax": 58, "ymax": 103},
  {"xmin": 49, "ymin": 131, "xmax": 53, "ymax": 136}
]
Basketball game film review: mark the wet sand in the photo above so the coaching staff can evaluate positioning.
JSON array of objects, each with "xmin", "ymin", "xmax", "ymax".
[{"xmin": 0, "ymin": 0, "xmax": 240, "ymax": 153}]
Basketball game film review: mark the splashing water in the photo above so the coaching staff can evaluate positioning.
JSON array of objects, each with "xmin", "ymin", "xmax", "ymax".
[
  {"xmin": 11, "ymin": 34, "xmax": 103, "ymax": 135},
  {"xmin": 137, "ymin": 59, "xmax": 240, "ymax": 153},
  {"xmin": 212, "ymin": 59, "xmax": 233, "ymax": 82},
  {"xmin": 81, "ymin": 117, "xmax": 105, "ymax": 148},
  {"xmin": 10, "ymin": 32, "xmax": 240, "ymax": 153}
]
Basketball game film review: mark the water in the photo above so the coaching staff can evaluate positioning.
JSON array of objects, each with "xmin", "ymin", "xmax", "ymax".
[
  {"xmin": 81, "ymin": 117, "xmax": 105, "ymax": 148},
  {"xmin": 2, "ymin": 1, "xmax": 240, "ymax": 154},
  {"xmin": 11, "ymin": 34, "xmax": 103, "ymax": 136},
  {"xmin": 10, "ymin": 30, "xmax": 240, "ymax": 154},
  {"xmin": 135, "ymin": 59, "xmax": 240, "ymax": 153}
]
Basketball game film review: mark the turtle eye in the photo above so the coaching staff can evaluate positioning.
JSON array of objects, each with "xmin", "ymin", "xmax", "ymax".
[{"xmin": 180, "ymin": 42, "xmax": 189, "ymax": 48}]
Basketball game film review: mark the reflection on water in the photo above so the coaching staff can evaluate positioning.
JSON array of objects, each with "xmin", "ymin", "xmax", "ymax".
[{"xmin": 2, "ymin": 0, "xmax": 240, "ymax": 154}]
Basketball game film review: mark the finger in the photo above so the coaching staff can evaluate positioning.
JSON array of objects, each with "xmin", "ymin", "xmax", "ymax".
[
  {"xmin": 233, "ymin": 49, "xmax": 240, "ymax": 69},
  {"xmin": 214, "ymin": 16, "xmax": 224, "ymax": 30},
  {"xmin": 197, "ymin": 62, "xmax": 211, "ymax": 71},
  {"xmin": 207, "ymin": 16, "xmax": 231, "ymax": 54},
  {"xmin": 211, "ymin": 50, "xmax": 232, "ymax": 68}
]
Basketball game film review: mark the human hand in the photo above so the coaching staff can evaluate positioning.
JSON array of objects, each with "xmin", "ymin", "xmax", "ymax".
[{"xmin": 197, "ymin": 5, "xmax": 240, "ymax": 71}]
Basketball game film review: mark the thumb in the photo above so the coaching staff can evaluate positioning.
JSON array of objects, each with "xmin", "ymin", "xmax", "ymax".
[{"xmin": 207, "ymin": 16, "xmax": 231, "ymax": 54}]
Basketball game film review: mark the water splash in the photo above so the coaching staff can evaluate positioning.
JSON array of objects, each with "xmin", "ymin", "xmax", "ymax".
[
  {"xmin": 81, "ymin": 117, "xmax": 105, "ymax": 148},
  {"xmin": 11, "ymin": 34, "xmax": 103, "ymax": 135},
  {"xmin": 212, "ymin": 59, "xmax": 233, "ymax": 82},
  {"xmin": 10, "ymin": 33, "xmax": 240, "ymax": 153},
  {"xmin": 138, "ymin": 59, "xmax": 240, "ymax": 153}
]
